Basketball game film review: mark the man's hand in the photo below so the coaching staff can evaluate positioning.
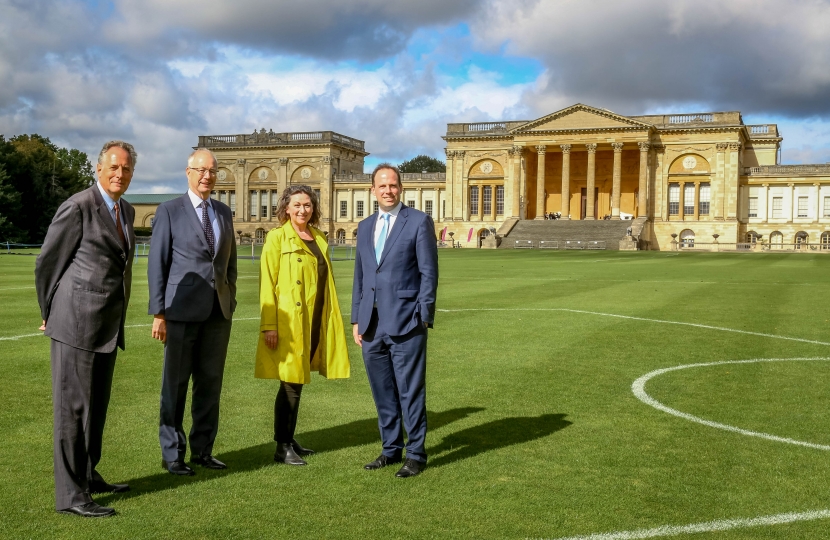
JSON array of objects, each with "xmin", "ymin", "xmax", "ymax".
[
  {"xmin": 152, "ymin": 314, "xmax": 167, "ymax": 343},
  {"xmin": 263, "ymin": 330, "xmax": 278, "ymax": 350},
  {"xmin": 39, "ymin": 320, "xmax": 46, "ymax": 331},
  {"xmin": 352, "ymin": 323, "xmax": 362, "ymax": 347}
]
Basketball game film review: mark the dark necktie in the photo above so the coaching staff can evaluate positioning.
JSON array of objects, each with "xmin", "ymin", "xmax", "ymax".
[
  {"xmin": 201, "ymin": 201, "xmax": 215, "ymax": 257},
  {"xmin": 114, "ymin": 202, "xmax": 128, "ymax": 252}
]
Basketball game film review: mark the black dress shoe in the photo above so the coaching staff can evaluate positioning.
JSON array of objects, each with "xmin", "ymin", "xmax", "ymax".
[
  {"xmin": 291, "ymin": 439, "xmax": 315, "ymax": 456},
  {"xmin": 395, "ymin": 458, "xmax": 425, "ymax": 478},
  {"xmin": 58, "ymin": 501, "xmax": 116, "ymax": 518},
  {"xmin": 191, "ymin": 455, "xmax": 227, "ymax": 469},
  {"xmin": 163, "ymin": 459, "xmax": 195, "ymax": 476},
  {"xmin": 274, "ymin": 442, "xmax": 307, "ymax": 465},
  {"xmin": 89, "ymin": 481, "xmax": 130, "ymax": 494},
  {"xmin": 363, "ymin": 453, "xmax": 402, "ymax": 470}
]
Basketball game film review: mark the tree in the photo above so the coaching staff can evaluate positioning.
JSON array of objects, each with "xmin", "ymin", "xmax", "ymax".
[
  {"xmin": 0, "ymin": 134, "xmax": 95, "ymax": 242},
  {"xmin": 398, "ymin": 155, "xmax": 446, "ymax": 173},
  {"xmin": 0, "ymin": 163, "xmax": 22, "ymax": 241}
]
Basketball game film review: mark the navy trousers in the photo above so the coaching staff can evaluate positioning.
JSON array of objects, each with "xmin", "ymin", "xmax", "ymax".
[{"xmin": 361, "ymin": 310, "xmax": 428, "ymax": 463}]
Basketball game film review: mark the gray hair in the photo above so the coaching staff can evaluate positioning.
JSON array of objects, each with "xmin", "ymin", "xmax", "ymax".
[
  {"xmin": 188, "ymin": 147, "xmax": 218, "ymax": 166},
  {"xmin": 98, "ymin": 140, "xmax": 137, "ymax": 168}
]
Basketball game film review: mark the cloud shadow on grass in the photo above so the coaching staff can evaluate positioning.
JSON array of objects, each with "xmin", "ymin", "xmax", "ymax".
[
  {"xmin": 426, "ymin": 413, "xmax": 572, "ymax": 469},
  {"xmin": 97, "ymin": 406, "xmax": 485, "ymax": 504}
]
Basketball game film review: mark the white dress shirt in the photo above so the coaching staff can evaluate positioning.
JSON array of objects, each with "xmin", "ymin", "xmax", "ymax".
[
  {"xmin": 373, "ymin": 201, "xmax": 402, "ymax": 250},
  {"xmin": 187, "ymin": 190, "xmax": 221, "ymax": 246}
]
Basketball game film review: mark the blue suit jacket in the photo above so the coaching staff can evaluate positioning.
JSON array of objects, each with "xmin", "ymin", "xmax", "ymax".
[
  {"xmin": 147, "ymin": 194, "xmax": 237, "ymax": 322},
  {"xmin": 351, "ymin": 204, "xmax": 438, "ymax": 336}
]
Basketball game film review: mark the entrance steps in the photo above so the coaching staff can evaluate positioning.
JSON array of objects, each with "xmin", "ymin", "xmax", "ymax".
[{"xmin": 499, "ymin": 218, "xmax": 643, "ymax": 250}]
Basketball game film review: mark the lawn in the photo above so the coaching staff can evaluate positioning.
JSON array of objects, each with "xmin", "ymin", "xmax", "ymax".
[{"xmin": 1, "ymin": 249, "xmax": 829, "ymax": 539}]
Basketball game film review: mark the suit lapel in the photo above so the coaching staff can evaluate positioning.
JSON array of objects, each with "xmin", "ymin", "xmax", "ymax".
[
  {"xmin": 91, "ymin": 186, "xmax": 126, "ymax": 254},
  {"xmin": 365, "ymin": 214, "xmax": 380, "ymax": 268},
  {"xmin": 378, "ymin": 205, "xmax": 407, "ymax": 267},
  {"xmin": 180, "ymin": 194, "xmax": 211, "ymax": 255}
]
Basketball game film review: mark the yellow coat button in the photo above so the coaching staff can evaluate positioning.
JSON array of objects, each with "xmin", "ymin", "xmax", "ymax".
[
  {"xmin": 296, "ymin": 302, "xmax": 301, "ymax": 306},
  {"xmin": 297, "ymin": 258, "xmax": 302, "ymax": 262},
  {"xmin": 296, "ymin": 280, "xmax": 301, "ymax": 285}
]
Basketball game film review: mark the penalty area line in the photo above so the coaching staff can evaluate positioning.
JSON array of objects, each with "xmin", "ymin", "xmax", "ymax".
[
  {"xmin": 544, "ymin": 508, "xmax": 830, "ymax": 540},
  {"xmin": 436, "ymin": 308, "xmax": 830, "ymax": 347}
]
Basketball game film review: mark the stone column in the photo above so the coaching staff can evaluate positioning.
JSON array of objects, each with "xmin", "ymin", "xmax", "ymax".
[
  {"xmin": 509, "ymin": 146, "xmax": 521, "ymax": 218},
  {"xmin": 638, "ymin": 142, "xmax": 650, "ymax": 217},
  {"xmin": 693, "ymin": 181, "xmax": 700, "ymax": 221},
  {"xmin": 491, "ymin": 185, "xmax": 498, "ymax": 221},
  {"xmin": 787, "ymin": 183, "xmax": 794, "ymax": 223},
  {"xmin": 346, "ymin": 188, "xmax": 353, "ymax": 222},
  {"xmin": 714, "ymin": 143, "xmax": 728, "ymax": 220},
  {"xmin": 560, "ymin": 144, "xmax": 571, "ymax": 219},
  {"xmin": 457, "ymin": 152, "xmax": 468, "ymax": 221},
  {"xmin": 611, "ymin": 142, "xmax": 623, "ymax": 219},
  {"xmin": 760, "ymin": 183, "xmax": 769, "ymax": 221},
  {"xmin": 415, "ymin": 187, "xmax": 422, "ymax": 212},
  {"xmin": 535, "ymin": 145, "xmax": 546, "ymax": 220},
  {"xmin": 278, "ymin": 158, "xmax": 288, "ymax": 194},
  {"xmin": 476, "ymin": 186, "xmax": 484, "ymax": 220},
  {"xmin": 815, "ymin": 183, "xmax": 822, "ymax": 222},
  {"xmin": 678, "ymin": 182, "xmax": 686, "ymax": 220},
  {"xmin": 236, "ymin": 159, "xmax": 247, "ymax": 223},
  {"xmin": 444, "ymin": 149, "xmax": 454, "ymax": 221},
  {"xmin": 585, "ymin": 144, "xmax": 597, "ymax": 220},
  {"xmin": 321, "ymin": 156, "xmax": 332, "ymax": 233},
  {"xmin": 266, "ymin": 189, "xmax": 272, "ymax": 221}
]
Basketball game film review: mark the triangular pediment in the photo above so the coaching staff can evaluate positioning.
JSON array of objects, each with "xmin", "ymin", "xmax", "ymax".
[{"xmin": 511, "ymin": 104, "xmax": 652, "ymax": 133}]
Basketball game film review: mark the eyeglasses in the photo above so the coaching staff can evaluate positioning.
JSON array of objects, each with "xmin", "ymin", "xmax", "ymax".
[{"xmin": 188, "ymin": 167, "xmax": 218, "ymax": 177}]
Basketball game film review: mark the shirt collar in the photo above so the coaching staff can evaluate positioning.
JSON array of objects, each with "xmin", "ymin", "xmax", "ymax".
[
  {"xmin": 187, "ymin": 189, "xmax": 211, "ymax": 209},
  {"xmin": 379, "ymin": 201, "xmax": 402, "ymax": 219},
  {"xmin": 96, "ymin": 181, "xmax": 117, "ymax": 211}
]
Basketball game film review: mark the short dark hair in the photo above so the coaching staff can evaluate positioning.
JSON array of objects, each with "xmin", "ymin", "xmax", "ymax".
[
  {"xmin": 371, "ymin": 163, "xmax": 402, "ymax": 187},
  {"xmin": 275, "ymin": 184, "xmax": 321, "ymax": 227}
]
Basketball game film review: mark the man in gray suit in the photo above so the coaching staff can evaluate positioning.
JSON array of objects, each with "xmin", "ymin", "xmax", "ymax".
[
  {"xmin": 35, "ymin": 140, "xmax": 137, "ymax": 517},
  {"xmin": 148, "ymin": 148, "xmax": 237, "ymax": 476}
]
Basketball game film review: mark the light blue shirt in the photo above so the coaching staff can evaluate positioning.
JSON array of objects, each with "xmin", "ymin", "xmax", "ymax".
[
  {"xmin": 96, "ymin": 181, "xmax": 129, "ymax": 248},
  {"xmin": 187, "ymin": 189, "xmax": 221, "ymax": 246}
]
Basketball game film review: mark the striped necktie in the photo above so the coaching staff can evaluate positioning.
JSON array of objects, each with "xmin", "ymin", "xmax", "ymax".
[
  {"xmin": 201, "ymin": 201, "xmax": 215, "ymax": 257},
  {"xmin": 375, "ymin": 213, "xmax": 389, "ymax": 264}
]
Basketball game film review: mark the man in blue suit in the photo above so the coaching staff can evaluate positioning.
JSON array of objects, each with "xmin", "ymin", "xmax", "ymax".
[
  {"xmin": 352, "ymin": 163, "xmax": 438, "ymax": 478},
  {"xmin": 148, "ymin": 148, "xmax": 237, "ymax": 476}
]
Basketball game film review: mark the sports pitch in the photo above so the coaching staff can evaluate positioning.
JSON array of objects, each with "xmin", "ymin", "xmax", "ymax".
[{"xmin": 1, "ymin": 249, "xmax": 829, "ymax": 539}]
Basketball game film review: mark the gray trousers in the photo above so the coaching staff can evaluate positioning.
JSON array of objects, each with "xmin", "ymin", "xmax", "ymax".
[
  {"xmin": 51, "ymin": 340, "xmax": 117, "ymax": 510},
  {"xmin": 159, "ymin": 300, "xmax": 232, "ymax": 462}
]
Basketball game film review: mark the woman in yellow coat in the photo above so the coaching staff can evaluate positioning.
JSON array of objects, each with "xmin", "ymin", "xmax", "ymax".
[{"xmin": 256, "ymin": 185, "xmax": 350, "ymax": 465}]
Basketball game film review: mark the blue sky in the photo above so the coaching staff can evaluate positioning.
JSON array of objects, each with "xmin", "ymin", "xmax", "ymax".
[{"xmin": 2, "ymin": 0, "xmax": 830, "ymax": 192}]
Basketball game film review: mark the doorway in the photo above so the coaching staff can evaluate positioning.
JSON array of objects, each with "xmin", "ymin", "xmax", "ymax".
[{"xmin": 580, "ymin": 188, "xmax": 599, "ymax": 219}]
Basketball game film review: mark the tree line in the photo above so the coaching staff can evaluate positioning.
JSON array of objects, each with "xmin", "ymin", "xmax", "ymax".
[{"xmin": 0, "ymin": 135, "xmax": 95, "ymax": 243}]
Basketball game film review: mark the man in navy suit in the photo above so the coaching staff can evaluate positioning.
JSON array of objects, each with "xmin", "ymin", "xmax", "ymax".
[
  {"xmin": 352, "ymin": 163, "xmax": 438, "ymax": 478},
  {"xmin": 148, "ymin": 148, "xmax": 237, "ymax": 476}
]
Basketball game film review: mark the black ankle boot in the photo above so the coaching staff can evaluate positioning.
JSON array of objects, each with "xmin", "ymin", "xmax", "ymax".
[
  {"xmin": 275, "ymin": 442, "xmax": 307, "ymax": 465},
  {"xmin": 291, "ymin": 439, "xmax": 315, "ymax": 456}
]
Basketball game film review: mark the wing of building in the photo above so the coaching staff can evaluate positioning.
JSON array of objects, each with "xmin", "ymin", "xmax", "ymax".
[{"xmin": 126, "ymin": 107, "xmax": 830, "ymax": 251}]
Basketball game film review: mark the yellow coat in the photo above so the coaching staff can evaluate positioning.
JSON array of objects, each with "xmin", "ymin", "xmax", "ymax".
[{"xmin": 255, "ymin": 221, "xmax": 350, "ymax": 384}]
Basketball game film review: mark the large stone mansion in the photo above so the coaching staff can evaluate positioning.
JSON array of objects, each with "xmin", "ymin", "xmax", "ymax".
[{"xmin": 126, "ymin": 103, "xmax": 830, "ymax": 250}]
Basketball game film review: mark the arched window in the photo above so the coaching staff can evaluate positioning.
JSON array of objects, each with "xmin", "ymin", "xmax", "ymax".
[
  {"xmin": 821, "ymin": 232, "xmax": 830, "ymax": 251},
  {"xmin": 477, "ymin": 228, "xmax": 490, "ymax": 248},
  {"xmin": 335, "ymin": 229, "xmax": 346, "ymax": 244},
  {"xmin": 255, "ymin": 228, "xmax": 266, "ymax": 244},
  {"xmin": 795, "ymin": 231, "xmax": 808, "ymax": 250},
  {"xmin": 679, "ymin": 229, "xmax": 695, "ymax": 248},
  {"xmin": 746, "ymin": 231, "xmax": 759, "ymax": 244},
  {"xmin": 769, "ymin": 231, "xmax": 783, "ymax": 250}
]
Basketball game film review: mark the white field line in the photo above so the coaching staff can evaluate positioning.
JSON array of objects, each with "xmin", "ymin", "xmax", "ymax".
[
  {"xmin": 0, "ymin": 286, "xmax": 36, "ymax": 290},
  {"xmin": 0, "ymin": 317, "xmax": 263, "ymax": 341},
  {"xmin": 436, "ymin": 308, "xmax": 830, "ymax": 347},
  {"xmin": 546, "ymin": 508, "xmax": 830, "ymax": 540},
  {"xmin": 631, "ymin": 357, "xmax": 830, "ymax": 451}
]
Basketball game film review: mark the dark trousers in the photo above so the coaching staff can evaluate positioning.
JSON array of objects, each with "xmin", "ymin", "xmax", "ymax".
[
  {"xmin": 159, "ymin": 297, "xmax": 232, "ymax": 462},
  {"xmin": 274, "ymin": 381, "xmax": 304, "ymax": 443},
  {"xmin": 361, "ymin": 311, "xmax": 428, "ymax": 463},
  {"xmin": 51, "ymin": 340, "xmax": 117, "ymax": 510}
]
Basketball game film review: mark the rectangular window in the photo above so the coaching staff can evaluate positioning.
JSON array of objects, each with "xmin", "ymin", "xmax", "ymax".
[
  {"xmin": 424, "ymin": 200, "xmax": 433, "ymax": 217},
  {"xmin": 340, "ymin": 200, "xmax": 347, "ymax": 218},
  {"xmin": 407, "ymin": 200, "xmax": 415, "ymax": 208},
  {"xmin": 698, "ymin": 183, "xmax": 710, "ymax": 215},
  {"xmin": 262, "ymin": 197, "xmax": 268, "ymax": 218},
  {"xmin": 668, "ymin": 183, "xmax": 679, "ymax": 215},
  {"xmin": 483, "ymin": 186, "xmax": 492, "ymax": 216},
  {"xmin": 210, "ymin": 191, "xmax": 217, "ymax": 200},
  {"xmin": 824, "ymin": 196, "xmax": 830, "ymax": 218},
  {"xmin": 772, "ymin": 196, "xmax": 783, "ymax": 218},
  {"xmin": 470, "ymin": 186, "xmax": 479, "ymax": 215},
  {"xmin": 684, "ymin": 184, "xmax": 695, "ymax": 215},
  {"xmin": 230, "ymin": 192, "xmax": 236, "ymax": 218},
  {"xmin": 219, "ymin": 191, "xmax": 227, "ymax": 204},
  {"xmin": 373, "ymin": 200, "xmax": 379, "ymax": 214},
  {"xmin": 271, "ymin": 191, "xmax": 278, "ymax": 216},
  {"xmin": 356, "ymin": 200, "xmax": 364, "ymax": 218},
  {"xmin": 797, "ymin": 196, "xmax": 809, "ymax": 218},
  {"xmin": 496, "ymin": 185, "xmax": 504, "ymax": 215},
  {"xmin": 250, "ymin": 191, "xmax": 258, "ymax": 217},
  {"xmin": 748, "ymin": 197, "xmax": 758, "ymax": 218}
]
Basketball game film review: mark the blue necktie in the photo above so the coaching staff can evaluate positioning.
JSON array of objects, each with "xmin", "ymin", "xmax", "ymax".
[{"xmin": 375, "ymin": 213, "xmax": 389, "ymax": 264}]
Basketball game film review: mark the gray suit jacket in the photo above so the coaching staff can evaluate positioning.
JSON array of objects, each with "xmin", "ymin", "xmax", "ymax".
[
  {"xmin": 35, "ymin": 185, "xmax": 135, "ymax": 353},
  {"xmin": 147, "ymin": 194, "xmax": 237, "ymax": 322}
]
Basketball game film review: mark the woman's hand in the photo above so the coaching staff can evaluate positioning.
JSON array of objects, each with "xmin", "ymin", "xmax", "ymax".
[{"xmin": 264, "ymin": 330, "xmax": 278, "ymax": 350}]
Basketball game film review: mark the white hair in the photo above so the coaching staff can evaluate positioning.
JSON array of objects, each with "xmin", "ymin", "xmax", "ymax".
[
  {"xmin": 98, "ymin": 140, "xmax": 137, "ymax": 168},
  {"xmin": 188, "ymin": 147, "xmax": 218, "ymax": 167}
]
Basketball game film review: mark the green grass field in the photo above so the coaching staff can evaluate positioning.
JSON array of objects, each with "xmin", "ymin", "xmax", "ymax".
[{"xmin": 1, "ymin": 249, "xmax": 830, "ymax": 539}]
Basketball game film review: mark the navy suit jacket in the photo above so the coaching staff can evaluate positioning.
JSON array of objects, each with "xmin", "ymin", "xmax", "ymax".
[
  {"xmin": 351, "ymin": 204, "xmax": 438, "ymax": 336},
  {"xmin": 147, "ymin": 194, "xmax": 237, "ymax": 322}
]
